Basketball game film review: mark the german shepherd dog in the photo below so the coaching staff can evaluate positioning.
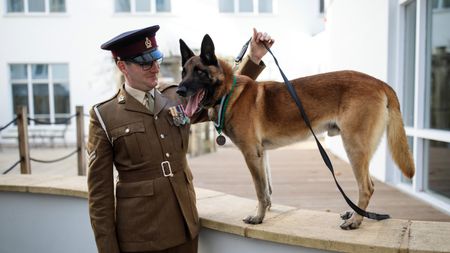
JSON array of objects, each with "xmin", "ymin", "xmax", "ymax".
[{"xmin": 177, "ymin": 35, "xmax": 415, "ymax": 229}]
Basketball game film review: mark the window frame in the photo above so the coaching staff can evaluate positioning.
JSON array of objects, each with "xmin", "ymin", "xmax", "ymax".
[
  {"xmin": 114, "ymin": 0, "xmax": 172, "ymax": 14},
  {"xmin": 4, "ymin": 0, "xmax": 67, "ymax": 15},
  {"xmin": 218, "ymin": 0, "xmax": 275, "ymax": 15},
  {"xmin": 9, "ymin": 63, "xmax": 71, "ymax": 126},
  {"xmin": 395, "ymin": 0, "xmax": 450, "ymax": 213}
]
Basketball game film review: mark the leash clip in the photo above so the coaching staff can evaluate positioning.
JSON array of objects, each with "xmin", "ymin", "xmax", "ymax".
[{"xmin": 234, "ymin": 37, "xmax": 252, "ymax": 63}]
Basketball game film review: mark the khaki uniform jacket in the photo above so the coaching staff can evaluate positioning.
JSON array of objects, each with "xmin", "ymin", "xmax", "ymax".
[{"xmin": 87, "ymin": 56, "xmax": 264, "ymax": 253}]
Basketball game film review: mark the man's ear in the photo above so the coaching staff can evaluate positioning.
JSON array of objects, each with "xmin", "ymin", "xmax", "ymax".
[
  {"xmin": 117, "ymin": 61, "xmax": 129, "ymax": 78},
  {"xmin": 117, "ymin": 60, "xmax": 126, "ymax": 72},
  {"xmin": 179, "ymin": 39, "xmax": 195, "ymax": 67},
  {"xmin": 200, "ymin": 34, "xmax": 218, "ymax": 66}
]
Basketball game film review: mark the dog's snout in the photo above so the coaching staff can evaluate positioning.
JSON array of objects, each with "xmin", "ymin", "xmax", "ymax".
[{"xmin": 176, "ymin": 85, "xmax": 187, "ymax": 97}]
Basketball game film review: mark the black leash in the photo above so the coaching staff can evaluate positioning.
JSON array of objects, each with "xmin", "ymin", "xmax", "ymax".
[{"xmin": 236, "ymin": 38, "xmax": 390, "ymax": 221}]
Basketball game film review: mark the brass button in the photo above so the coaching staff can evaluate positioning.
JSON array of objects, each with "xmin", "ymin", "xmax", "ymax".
[
  {"xmin": 160, "ymin": 134, "xmax": 165, "ymax": 139},
  {"xmin": 154, "ymin": 115, "xmax": 158, "ymax": 120},
  {"xmin": 165, "ymin": 152, "xmax": 170, "ymax": 157},
  {"xmin": 125, "ymin": 128, "xmax": 130, "ymax": 133}
]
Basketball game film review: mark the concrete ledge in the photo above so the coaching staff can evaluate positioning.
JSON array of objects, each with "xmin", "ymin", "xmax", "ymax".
[{"xmin": 1, "ymin": 175, "xmax": 449, "ymax": 253}]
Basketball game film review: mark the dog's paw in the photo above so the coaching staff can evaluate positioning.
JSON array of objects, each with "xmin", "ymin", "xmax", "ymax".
[
  {"xmin": 340, "ymin": 211, "xmax": 353, "ymax": 220},
  {"xmin": 339, "ymin": 213, "xmax": 362, "ymax": 230},
  {"xmin": 243, "ymin": 215, "xmax": 263, "ymax": 224}
]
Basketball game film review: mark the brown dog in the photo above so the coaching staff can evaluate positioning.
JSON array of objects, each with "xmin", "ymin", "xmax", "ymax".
[{"xmin": 177, "ymin": 34, "xmax": 415, "ymax": 229}]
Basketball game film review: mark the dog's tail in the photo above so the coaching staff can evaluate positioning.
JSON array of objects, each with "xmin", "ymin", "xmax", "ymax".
[{"xmin": 384, "ymin": 85, "xmax": 415, "ymax": 178}]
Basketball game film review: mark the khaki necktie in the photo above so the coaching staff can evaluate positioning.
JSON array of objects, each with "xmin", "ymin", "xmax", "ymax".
[{"xmin": 144, "ymin": 92, "xmax": 154, "ymax": 113}]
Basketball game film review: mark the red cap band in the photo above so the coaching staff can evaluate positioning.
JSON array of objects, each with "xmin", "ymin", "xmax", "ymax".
[{"xmin": 112, "ymin": 36, "xmax": 158, "ymax": 59}]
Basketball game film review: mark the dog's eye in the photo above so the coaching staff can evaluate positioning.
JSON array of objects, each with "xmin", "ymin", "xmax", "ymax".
[{"xmin": 197, "ymin": 69, "xmax": 207, "ymax": 77}]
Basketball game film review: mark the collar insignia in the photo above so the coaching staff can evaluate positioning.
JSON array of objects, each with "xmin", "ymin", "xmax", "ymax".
[{"xmin": 118, "ymin": 95, "xmax": 125, "ymax": 103}]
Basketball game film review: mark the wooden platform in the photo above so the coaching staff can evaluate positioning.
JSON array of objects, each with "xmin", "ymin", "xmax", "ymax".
[
  {"xmin": 1, "ymin": 143, "xmax": 449, "ymax": 222},
  {"xmin": 188, "ymin": 144, "xmax": 450, "ymax": 222}
]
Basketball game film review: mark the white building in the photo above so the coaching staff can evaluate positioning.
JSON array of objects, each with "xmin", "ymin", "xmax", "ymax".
[
  {"xmin": 0, "ymin": 0, "xmax": 449, "ymax": 215},
  {"xmin": 0, "ymin": 0, "xmax": 325, "ymax": 141}
]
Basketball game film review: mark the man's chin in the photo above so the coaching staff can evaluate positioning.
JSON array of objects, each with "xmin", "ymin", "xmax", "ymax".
[{"xmin": 146, "ymin": 79, "xmax": 158, "ymax": 88}]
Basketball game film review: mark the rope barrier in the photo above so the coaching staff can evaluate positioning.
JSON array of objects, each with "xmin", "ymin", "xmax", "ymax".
[
  {"xmin": 0, "ymin": 117, "xmax": 18, "ymax": 132},
  {"xmin": 27, "ymin": 113, "xmax": 78, "ymax": 125},
  {"xmin": 2, "ymin": 160, "xmax": 22, "ymax": 175},
  {"xmin": 29, "ymin": 148, "xmax": 79, "ymax": 164},
  {"xmin": 1, "ymin": 108, "xmax": 87, "ymax": 175}
]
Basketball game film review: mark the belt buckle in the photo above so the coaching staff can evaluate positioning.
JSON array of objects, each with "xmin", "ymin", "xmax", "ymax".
[{"xmin": 161, "ymin": 161, "xmax": 173, "ymax": 177}]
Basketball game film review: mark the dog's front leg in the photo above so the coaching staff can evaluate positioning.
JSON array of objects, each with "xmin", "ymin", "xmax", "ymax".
[
  {"xmin": 241, "ymin": 147, "xmax": 271, "ymax": 224},
  {"xmin": 263, "ymin": 150, "xmax": 273, "ymax": 197}
]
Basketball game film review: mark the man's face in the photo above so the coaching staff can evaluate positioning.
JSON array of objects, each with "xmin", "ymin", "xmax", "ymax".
[{"xmin": 119, "ymin": 60, "xmax": 160, "ymax": 92}]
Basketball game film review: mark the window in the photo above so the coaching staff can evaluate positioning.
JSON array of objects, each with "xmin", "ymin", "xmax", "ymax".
[
  {"xmin": 432, "ymin": 0, "xmax": 450, "ymax": 9},
  {"xmin": 425, "ymin": 140, "xmax": 450, "ymax": 199},
  {"xmin": 402, "ymin": 0, "xmax": 416, "ymax": 127},
  {"xmin": 6, "ymin": 0, "xmax": 66, "ymax": 13},
  {"xmin": 239, "ymin": 0, "xmax": 253, "ymax": 13},
  {"xmin": 423, "ymin": 0, "xmax": 450, "ymax": 202},
  {"xmin": 319, "ymin": 0, "xmax": 325, "ymax": 15},
  {"xmin": 219, "ymin": 0, "xmax": 273, "ymax": 14},
  {"xmin": 398, "ymin": 0, "xmax": 450, "ymax": 206},
  {"xmin": 219, "ymin": 0, "xmax": 234, "ymax": 13},
  {"xmin": 426, "ymin": 0, "xmax": 450, "ymax": 131},
  {"xmin": 115, "ymin": 0, "xmax": 171, "ymax": 13},
  {"xmin": 10, "ymin": 64, "xmax": 71, "ymax": 124}
]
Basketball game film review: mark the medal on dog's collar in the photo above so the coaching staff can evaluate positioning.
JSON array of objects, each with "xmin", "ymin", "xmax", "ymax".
[
  {"xmin": 216, "ymin": 135, "xmax": 226, "ymax": 146},
  {"xmin": 213, "ymin": 76, "xmax": 237, "ymax": 146},
  {"xmin": 169, "ymin": 105, "xmax": 190, "ymax": 126}
]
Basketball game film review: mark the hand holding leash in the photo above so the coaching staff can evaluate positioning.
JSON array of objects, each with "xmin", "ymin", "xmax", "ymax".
[{"xmin": 249, "ymin": 28, "xmax": 275, "ymax": 64}]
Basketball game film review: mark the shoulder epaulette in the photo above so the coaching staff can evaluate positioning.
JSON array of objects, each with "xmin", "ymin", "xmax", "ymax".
[
  {"xmin": 92, "ymin": 90, "xmax": 119, "ymax": 145},
  {"xmin": 157, "ymin": 82, "xmax": 178, "ymax": 93},
  {"xmin": 92, "ymin": 90, "xmax": 120, "ymax": 109}
]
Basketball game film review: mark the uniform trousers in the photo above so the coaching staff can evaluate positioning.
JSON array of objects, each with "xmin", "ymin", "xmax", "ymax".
[{"xmin": 122, "ymin": 236, "xmax": 198, "ymax": 253}]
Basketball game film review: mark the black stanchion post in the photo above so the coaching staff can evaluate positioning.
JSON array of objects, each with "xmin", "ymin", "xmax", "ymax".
[
  {"xmin": 76, "ymin": 106, "xmax": 86, "ymax": 176},
  {"xmin": 17, "ymin": 106, "xmax": 31, "ymax": 174}
]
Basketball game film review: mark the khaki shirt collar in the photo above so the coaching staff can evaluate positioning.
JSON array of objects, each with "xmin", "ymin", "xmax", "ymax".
[
  {"xmin": 121, "ymin": 83, "xmax": 166, "ymax": 116},
  {"xmin": 124, "ymin": 82, "xmax": 154, "ymax": 104}
]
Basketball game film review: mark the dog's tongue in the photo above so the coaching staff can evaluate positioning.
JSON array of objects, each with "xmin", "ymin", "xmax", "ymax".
[{"xmin": 184, "ymin": 90, "xmax": 205, "ymax": 118}]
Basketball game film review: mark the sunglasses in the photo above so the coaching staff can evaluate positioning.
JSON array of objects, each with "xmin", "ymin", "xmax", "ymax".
[
  {"xmin": 126, "ymin": 58, "xmax": 163, "ymax": 71},
  {"xmin": 122, "ymin": 48, "xmax": 164, "ymax": 71}
]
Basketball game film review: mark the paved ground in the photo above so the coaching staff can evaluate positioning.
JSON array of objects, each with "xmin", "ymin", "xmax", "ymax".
[{"xmin": 1, "ymin": 142, "xmax": 449, "ymax": 222}]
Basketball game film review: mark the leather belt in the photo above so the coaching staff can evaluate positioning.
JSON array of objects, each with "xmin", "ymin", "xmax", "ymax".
[{"xmin": 118, "ymin": 160, "xmax": 186, "ymax": 182}]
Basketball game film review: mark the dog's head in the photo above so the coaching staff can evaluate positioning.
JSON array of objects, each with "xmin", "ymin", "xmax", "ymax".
[{"xmin": 177, "ymin": 34, "xmax": 229, "ymax": 117}]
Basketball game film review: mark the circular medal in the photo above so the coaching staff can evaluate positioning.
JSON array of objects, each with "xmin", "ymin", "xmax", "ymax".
[{"xmin": 216, "ymin": 135, "xmax": 226, "ymax": 146}]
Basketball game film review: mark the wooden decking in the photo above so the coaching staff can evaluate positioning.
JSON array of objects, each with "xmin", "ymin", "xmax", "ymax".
[
  {"xmin": 189, "ymin": 143, "xmax": 450, "ymax": 222},
  {"xmin": 1, "ymin": 143, "xmax": 449, "ymax": 222}
]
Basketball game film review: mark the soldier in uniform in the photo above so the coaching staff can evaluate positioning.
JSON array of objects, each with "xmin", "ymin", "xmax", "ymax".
[{"xmin": 87, "ymin": 25, "xmax": 274, "ymax": 253}]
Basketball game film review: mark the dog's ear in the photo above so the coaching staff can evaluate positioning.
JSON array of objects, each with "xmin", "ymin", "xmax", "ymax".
[
  {"xmin": 179, "ymin": 39, "xmax": 195, "ymax": 67},
  {"xmin": 200, "ymin": 34, "xmax": 218, "ymax": 66}
]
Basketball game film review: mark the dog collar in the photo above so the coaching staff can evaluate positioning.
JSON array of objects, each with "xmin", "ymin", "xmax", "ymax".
[{"xmin": 213, "ymin": 75, "xmax": 237, "ymax": 142}]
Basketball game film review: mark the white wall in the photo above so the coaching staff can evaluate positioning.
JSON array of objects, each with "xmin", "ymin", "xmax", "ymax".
[
  {"xmin": 324, "ymin": 0, "xmax": 390, "ymax": 77},
  {"xmin": 0, "ymin": 191, "xmax": 333, "ymax": 253},
  {"xmin": 0, "ymin": 192, "xmax": 96, "ymax": 253},
  {"xmin": 322, "ymin": 0, "xmax": 391, "ymax": 181}
]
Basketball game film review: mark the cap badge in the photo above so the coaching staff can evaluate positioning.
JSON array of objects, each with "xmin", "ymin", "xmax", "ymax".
[{"xmin": 145, "ymin": 37, "xmax": 152, "ymax": 49}]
